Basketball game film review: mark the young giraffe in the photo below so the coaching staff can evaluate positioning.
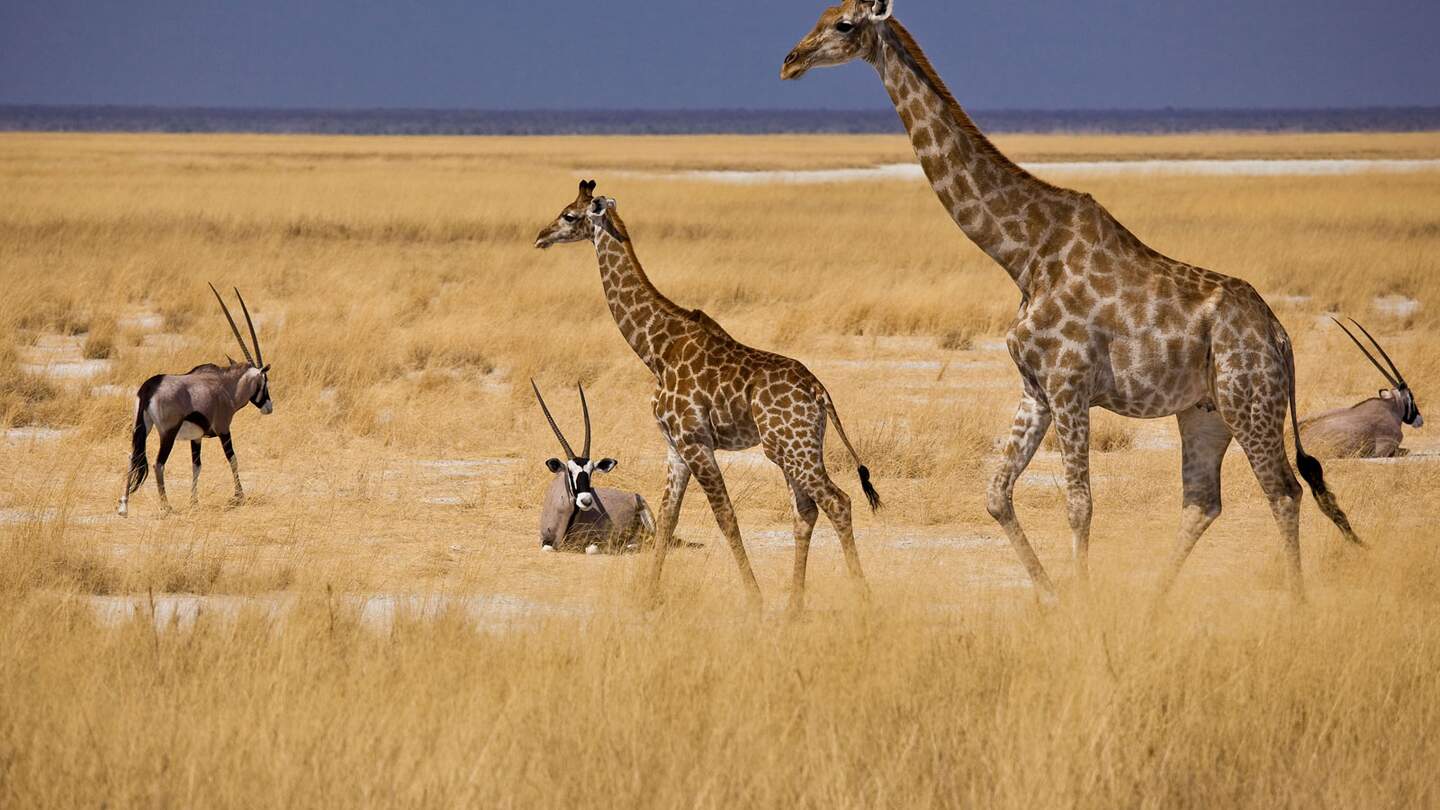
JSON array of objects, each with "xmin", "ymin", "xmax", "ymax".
[
  {"xmin": 535, "ymin": 180, "xmax": 881, "ymax": 611},
  {"xmin": 783, "ymin": 0, "xmax": 1360, "ymax": 600}
]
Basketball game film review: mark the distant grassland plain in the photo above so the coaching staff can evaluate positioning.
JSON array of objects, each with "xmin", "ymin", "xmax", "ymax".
[{"xmin": 2, "ymin": 132, "xmax": 1439, "ymax": 808}]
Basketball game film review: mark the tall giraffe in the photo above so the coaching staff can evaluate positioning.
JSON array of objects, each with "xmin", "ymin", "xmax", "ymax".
[
  {"xmin": 535, "ymin": 181, "xmax": 881, "ymax": 612},
  {"xmin": 782, "ymin": 0, "xmax": 1360, "ymax": 600}
]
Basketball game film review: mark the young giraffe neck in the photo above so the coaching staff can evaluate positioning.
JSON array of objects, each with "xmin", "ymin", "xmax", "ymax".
[
  {"xmin": 873, "ymin": 22, "xmax": 1073, "ymax": 290},
  {"xmin": 591, "ymin": 229, "xmax": 692, "ymax": 378}
]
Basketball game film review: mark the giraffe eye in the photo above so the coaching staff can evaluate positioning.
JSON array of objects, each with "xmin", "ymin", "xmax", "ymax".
[
  {"xmin": 835, "ymin": 20, "xmax": 855, "ymax": 33},
  {"xmin": 563, "ymin": 213, "xmax": 578, "ymax": 223}
]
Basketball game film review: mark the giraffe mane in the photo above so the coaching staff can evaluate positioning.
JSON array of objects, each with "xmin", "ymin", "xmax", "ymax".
[{"xmin": 883, "ymin": 21, "xmax": 1060, "ymax": 191}]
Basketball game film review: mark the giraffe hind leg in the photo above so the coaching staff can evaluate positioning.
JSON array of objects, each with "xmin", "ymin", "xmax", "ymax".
[
  {"xmin": 784, "ymin": 474, "xmax": 819, "ymax": 615},
  {"xmin": 1156, "ymin": 407, "xmax": 1232, "ymax": 600}
]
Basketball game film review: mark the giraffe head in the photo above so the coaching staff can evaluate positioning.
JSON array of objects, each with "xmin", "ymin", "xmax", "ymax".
[
  {"xmin": 534, "ymin": 179, "xmax": 598, "ymax": 249},
  {"xmin": 781, "ymin": 0, "xmax": 893, "ymax": 80}
]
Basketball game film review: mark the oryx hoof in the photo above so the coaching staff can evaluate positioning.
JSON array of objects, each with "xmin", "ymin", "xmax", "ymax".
[
  {"xmin": 541, "ymin": 544, "xmax": 556, "ymax": 553},
  {"xmin": 585, "ymin": 544, "xmax": 601, "ymax": 555},
  {"xmin": 116, "ymin": 504, "xmax": 128, "ymax": 518}
]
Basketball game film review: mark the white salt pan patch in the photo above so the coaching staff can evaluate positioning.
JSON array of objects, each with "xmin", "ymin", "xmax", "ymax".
[
  {"xmin": 888, "ymin": 534, "xmax": 1006, "ymax": 550},
  {"xmin": 654, "ymin": 159, "xmax": 1440, "ymax": 185},
  {"xmin": 415, "ymin": 458, "xmax": 520, "ymax": 477},
  {"xmin": 118, "ymin": 312, "xmax": 164, "ymax": 331},
  {"xmin": 90, "ymin": 384, "xmax": 128, "ymax": 398},
  {"xmin": 87, "ymin": 593, "xmax": 579, "ymax": 632},
  {"xmin": 5, "ymin": 427, "xmax": 67, "ymax": 443},
  {"xmin": 1373, "ymin": 295, "xmax": 1421, "ymax": 318},
  {"xmin": 22, "ymin": 359, "xmax": 111, "ymax": 379},
  {"xmin": 19, "ymin": 334, "xmax": 112, "ymax": 380}
]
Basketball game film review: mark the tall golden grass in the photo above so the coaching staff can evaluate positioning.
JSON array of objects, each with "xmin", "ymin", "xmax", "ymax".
[{"xmin": 1, "ymin": 132, "xmax": 1439, "ymax": 807}]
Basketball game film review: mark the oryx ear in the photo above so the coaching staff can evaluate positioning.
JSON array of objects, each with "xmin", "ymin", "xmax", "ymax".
[
  {"xmin": 545, "ymin": 458, "xmax": 564, "ymax": 473},
  {"xmin": 1380, "ymin": 389, "xmax": 1393, "ymax": 399},
  {"xmin": 595, "ymin": 458, "xmax": 618, "ymax": 473},
  {"xmin": 868, "ymin": 0, "xmax": 893, "ymax": 21},
  {"xmin": 261, "ymin": 364, "xmax": 271, "ymax": 374}
]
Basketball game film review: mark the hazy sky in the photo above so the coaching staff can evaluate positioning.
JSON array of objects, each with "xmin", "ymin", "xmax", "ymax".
[{"xmin": 2, "ymin": 0, "xmax": 1437, "ymax": 110}]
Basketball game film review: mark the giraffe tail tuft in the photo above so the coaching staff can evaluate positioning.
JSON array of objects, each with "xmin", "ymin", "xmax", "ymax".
[
  {"xmin": 857, "ymin": 465, "xmax": 882, "ymax": 512},
  {"xmin": 816, "ymin": 382, "xmax": 882, "ymax": 512},
  {"xmin": 1281, "ymin": 330, "xmax": 1363, "ymax": 546}
]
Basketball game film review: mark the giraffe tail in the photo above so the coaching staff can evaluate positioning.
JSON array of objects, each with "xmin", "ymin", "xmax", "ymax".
[
  {"xmin": 815, "ymin": 383, "xmax": 881, "ymax": 512},
  {"xmin": 1281, "ymin": 333, "xmax": 1363, "ymax": 546}
]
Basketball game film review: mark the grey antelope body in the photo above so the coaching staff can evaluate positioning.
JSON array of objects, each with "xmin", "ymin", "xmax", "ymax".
[
  {"xmin": 1300, "ymin": 318, "xmax": 1422, "ymax": 459},
  {"xmin": 533, "ymin": 381, "xmax": 655, "ymax": 554},
  {"xmin": 118, "ymin": 285, "xmax": 273, "ymax": 516}
]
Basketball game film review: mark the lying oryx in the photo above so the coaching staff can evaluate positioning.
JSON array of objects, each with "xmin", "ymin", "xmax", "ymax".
[
  {"xmin": 1299, "ymin": 317, "xmax": 1422, "ymax": 458},
  {"xmin": 118, "ymin": 285, "xmax": 274, "ymax": 516},
  {"xmin": 532, "ymin": 381, "xmax": 654, "ymax": 554}
]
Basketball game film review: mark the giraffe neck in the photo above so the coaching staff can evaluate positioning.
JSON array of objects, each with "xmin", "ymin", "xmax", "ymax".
[
  {"xmin": 873, "ymin": 21, "xmax": 1070, "ymax": 289},
  {"xmin": 591, "ymin": 230, "xmax": 690, "ymax": 377}
]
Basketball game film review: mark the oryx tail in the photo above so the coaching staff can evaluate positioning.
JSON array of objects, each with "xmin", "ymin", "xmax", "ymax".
[
  {"xmin": 124, "ymin": 375, "xmax": 163, "ymax": 496},
  {"xmin": 1281, "ymin": 335, "xmax": 1362, "ymax": 546},
  {"xmin": 815, "ymin": 382, "xmax": 881, "ymax": 512}
]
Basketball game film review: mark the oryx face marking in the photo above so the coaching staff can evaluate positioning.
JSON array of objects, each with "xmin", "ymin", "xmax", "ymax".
[{"xmin": 544, "ymin": 456, "xmax": 620, "ymax": 512}]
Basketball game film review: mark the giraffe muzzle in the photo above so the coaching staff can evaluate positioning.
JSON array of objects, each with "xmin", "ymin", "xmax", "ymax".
[{"xmin": 781, "ymin": 50, "xmax": 810, "ymax": 80}]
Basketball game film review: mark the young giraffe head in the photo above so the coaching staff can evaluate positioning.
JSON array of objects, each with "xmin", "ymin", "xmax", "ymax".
[
  {"xmin": 781, "ymin": 0, "xmax": 893, "ymax": 80},
  {"xmin": 534, "ymin": 179, "xmax": 598, "ymax": 249}
]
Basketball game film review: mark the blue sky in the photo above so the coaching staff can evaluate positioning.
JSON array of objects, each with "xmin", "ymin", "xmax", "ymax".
[{"xmin": 2, "ymin": 0, "xmax": 1437, "ymax": 110}]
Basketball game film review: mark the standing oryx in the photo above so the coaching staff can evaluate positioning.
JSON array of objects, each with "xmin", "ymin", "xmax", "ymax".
[
  {"xmin": 117, "ymin": 284, "xmax": 273, "ymax": 516},
  {"xmin": 532, "ymin": 381, "xmax": 655, "ymax": 554},
  {"xmin": 1300, "ymin": 318, "xmax": 1422, "ymax": 458}
]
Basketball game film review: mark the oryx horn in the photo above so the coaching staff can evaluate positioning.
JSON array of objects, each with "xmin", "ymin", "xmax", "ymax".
[
  {"xmin": 209, "ymin": 283, "xmax": 255, "ymax": 366},
  {"xmin": 233, "ymin": 286, "xmax": 263, "ymax": 367},
  {"xmin": 578, "ymin": 383, "xmax": 592, "ymax": 459},
  {"xmin": 1332, "ymin": 317, "xmax": 1405, "ymax": 389},
  {"xmin": 531, "ymin": 379, "xmax": 576, "ymax": 459}
]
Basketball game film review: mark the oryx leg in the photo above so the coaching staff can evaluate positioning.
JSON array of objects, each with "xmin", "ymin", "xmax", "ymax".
[
  {"xmin": 646, "ymin": 444, "xmax": 691, "ymax": 599},
  {"xmin": 219, "ymin": 433, "xmax": 244, "ymax": 506},
  {"xmin": 153, "ymin": 428, "xmax": 179, "ymax": 515},
  {"xmin": 986, "ymin": 390, "xmax": 1056, "ymax": 597},
  {"xmin": 190, "ymin": 441, "xmax": 202, "ymax": 506},
  {"xmin": 1156, "ymin": 407, "xmax": 1233, "ymax": 598}
]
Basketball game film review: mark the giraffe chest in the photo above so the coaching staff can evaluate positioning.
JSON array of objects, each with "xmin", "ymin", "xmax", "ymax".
[{"xmin": 653, "ymin": 382, "xmax": 760, "ymax": 451}]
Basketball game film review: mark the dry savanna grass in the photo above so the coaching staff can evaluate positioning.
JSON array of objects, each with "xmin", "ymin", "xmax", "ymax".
[{"xmin": 2, "ymin": 131, "xmax": 1439, "ymax": 808}]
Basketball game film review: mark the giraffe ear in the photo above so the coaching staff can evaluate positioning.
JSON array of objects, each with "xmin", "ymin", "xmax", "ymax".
[{"xmin": 868, "ymin": 0, "xmax": 893, "ymax": 21}]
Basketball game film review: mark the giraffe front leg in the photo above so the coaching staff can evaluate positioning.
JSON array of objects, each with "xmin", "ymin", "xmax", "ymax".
[
  {"xmin": 220, "ymin": 433, "xmax": 245, "ymax": 507},
  {"xmin": 646, "ymin": 444, "xmax": 691, "ymax": 601},
  {"xmin": 678, "ymin": 441, "xmax": 762, "ymax": 610},
  {"xmin": 190, "ymin": 440, "xmax": 202, "ymax": 507},
  {"xmin": 986, "ymin": 392, "xmax": 1056, "ymax": 598},
  {"xmin": 1051, "ymin": 401, "xmax": 1094, "ymax": 587}
]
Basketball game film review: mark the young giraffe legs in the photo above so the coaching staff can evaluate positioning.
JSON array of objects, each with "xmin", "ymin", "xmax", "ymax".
[
  {"xmin": 1050, "ymin": 402, "xmax": 1094, "ymax": 586},
  {"xmin": 1156, "ymin": 407, "xmax": 1233, "ymax": 597},
  {"xmin": 986, "ymin": 392, "xmax": 1056, "ymax": 596},
  {"xmin": 646, "ymin": 444, "xmax": 691, "ymax": 597},
  {"xmin": 679, "ymin": 442, "xmax": 762, "ymax": 607},
  {"xmin": 784, "ymin": 475, "xmax": 819, "ymax": 615}
]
